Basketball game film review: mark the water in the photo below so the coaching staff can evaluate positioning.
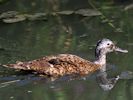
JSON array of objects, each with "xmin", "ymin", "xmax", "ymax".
[{"xmin": 0, "ymin": 0, "xmax": 133, "ymax": 100}]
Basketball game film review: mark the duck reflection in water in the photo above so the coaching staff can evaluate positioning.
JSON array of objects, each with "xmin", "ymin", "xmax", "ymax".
[
  {"xmin": 96, "ymin": 69, "xmax": 133, "ymax": 91},
  {"xmin": 96, "ymin": 70, "xmax": 119, "ymax": 91}
]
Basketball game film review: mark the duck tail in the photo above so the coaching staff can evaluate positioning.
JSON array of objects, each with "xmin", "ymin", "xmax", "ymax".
[{"xmin": 1, "ymin": 61, "xmax": 28, "ymax": 70}]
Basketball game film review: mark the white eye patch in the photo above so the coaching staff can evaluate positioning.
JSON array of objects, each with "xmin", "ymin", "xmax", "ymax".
[{"xmin": 98, "ymin": 41, "xmax": 113, "ymax": 49}]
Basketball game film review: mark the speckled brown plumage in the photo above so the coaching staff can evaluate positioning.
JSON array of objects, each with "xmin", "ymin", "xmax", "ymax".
[{"xmin": 3, "ymin": 54, "xmax": 101, "ymax": 77}]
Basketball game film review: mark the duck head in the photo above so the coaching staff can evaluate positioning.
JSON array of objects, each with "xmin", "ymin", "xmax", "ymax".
[
  {"xmin": 94, "ymin": 39, "xmax": 128, "ymax": 67},
  {"xmin": 95, "ymin": 39, "xmax": 128, "ymax": 57}
]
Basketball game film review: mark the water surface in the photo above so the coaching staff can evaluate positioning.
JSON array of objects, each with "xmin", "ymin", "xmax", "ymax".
[{"xmin": 0, "ymin": 0, "xmax": 133, "ymax": 100}]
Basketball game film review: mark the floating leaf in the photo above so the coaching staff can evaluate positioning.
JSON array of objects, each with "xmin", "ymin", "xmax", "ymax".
[
  {"xmin": 75, "ymin": 9, "xmax": 101, "ymax": 16},
  {"xmin": 56, "ymin": 11, "xmax": 74, "ymax": 15},
  {"xmin": 0, "ymin": 11, "xmax": 18, "ymax": 19},
  {"xmin": 124, "ymin": 4, "xmax": 133, "ymax": 11},
  {"xmin": 3, "ymin": 15, "xmax": 26, "ymax": 23},
  {"xmin": 26, "ymin": 13, "xmax": 47, "ymax": 21}
]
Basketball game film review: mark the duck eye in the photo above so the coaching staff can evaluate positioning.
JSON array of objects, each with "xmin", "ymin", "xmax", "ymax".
[{"xmin": 107, "ymin": 43, "xmax": 110, "ymax": 45}]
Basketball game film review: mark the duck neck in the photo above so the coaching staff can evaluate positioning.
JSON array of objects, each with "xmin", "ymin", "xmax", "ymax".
[
  {"xmin": 94, "ymin": 49, "xmax": 107, "ymax": 72},
  {"xmin": 95, "ymin": 54, "xmax": 106, "ymax": 65}
]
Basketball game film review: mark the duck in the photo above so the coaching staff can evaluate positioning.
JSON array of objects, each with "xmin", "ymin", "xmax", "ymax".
[{"xmin": 2, "ymin": 39, "xmax": 128, "ymax": 77}]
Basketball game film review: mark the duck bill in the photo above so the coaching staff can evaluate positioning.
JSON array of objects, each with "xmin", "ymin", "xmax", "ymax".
[{"xmin": 114, "ymin": 46, "xmax": 128, "ymax": 53}]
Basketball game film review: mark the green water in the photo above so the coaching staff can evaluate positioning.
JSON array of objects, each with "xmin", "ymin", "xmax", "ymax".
[{"xmin": 0, "ymin": 0, "xmax": 133, "ymax": 100}]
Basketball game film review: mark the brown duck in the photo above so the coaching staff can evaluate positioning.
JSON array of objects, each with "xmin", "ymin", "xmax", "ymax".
[{"xmin": 2, "ymin": 39, "xmax": 128, "ymax": 77}]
